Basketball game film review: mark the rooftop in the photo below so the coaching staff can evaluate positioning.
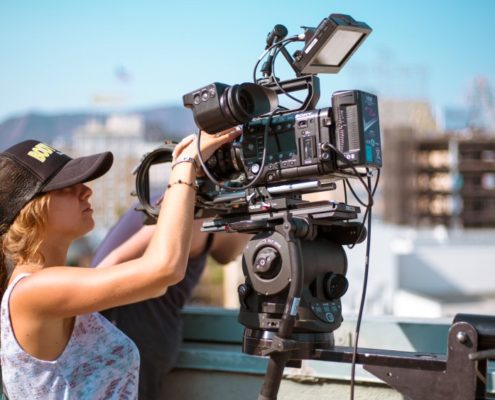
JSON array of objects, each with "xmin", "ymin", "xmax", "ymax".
[{"xmin": 160, "ymin": 307, "xmax": 495, "ymax": 399}]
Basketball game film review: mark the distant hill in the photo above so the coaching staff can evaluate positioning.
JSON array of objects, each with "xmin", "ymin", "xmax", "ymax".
[
  {"xmin": 138, "ymin": 105, "xmax": 198, "ymax": 142},
  {"xmin": 0, "ymin": 105, "xmax": 197, "ymax": 149}
]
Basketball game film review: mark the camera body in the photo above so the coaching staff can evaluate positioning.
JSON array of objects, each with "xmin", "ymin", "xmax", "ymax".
[{"xmin": 184, "ymin": 86, "xmax": 382, "ymax": 187}]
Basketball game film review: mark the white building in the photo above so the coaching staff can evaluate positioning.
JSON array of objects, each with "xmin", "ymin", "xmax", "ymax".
[
  {"xmin": 342, "ymin": 221, "xmax": 495, "ymax": 319},
  {"xmin": 70, "ymin": 114, "xmax": 164, "ymax": 231}
]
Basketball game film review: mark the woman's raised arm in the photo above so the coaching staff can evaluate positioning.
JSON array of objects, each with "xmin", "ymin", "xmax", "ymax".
[{"xmin": 11, "ymin": 128, "xmax": 241, "ymax": 319}]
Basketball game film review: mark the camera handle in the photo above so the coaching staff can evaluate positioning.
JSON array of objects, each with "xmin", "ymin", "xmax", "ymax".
[{"xmin": 259, "ymin": 75, "xmax": 321, "ymax": 114}]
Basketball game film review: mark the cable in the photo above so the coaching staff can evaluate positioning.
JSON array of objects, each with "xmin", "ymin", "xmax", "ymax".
[
  {"xmin": 346, "ymin": 169, "xmax": 381, "ymax": 205},
  {"xmin": 317, "ymin": 150, "xmax": 381, "ymax": 399},
  {"xmin": 326, "ymin": 143, "xmax": 374, "ymax": 208},
  {"xmin": 252, "ymin": 36, "xmax": 300, "ymax": 84},
  {"xmin": 325, "ymin": 146, "xmax": 381, "ymax": 399},
  {"xmin": 349, "ymin": 172, "xmax": 374, "ymax": 400},
  {"xmin": 269, "ymin": 45, "xmax": 304, "ymax": 104},
  {"xmin": 345, "ymin": 178, "xmax": 370, "ymax": 208},
  {"xmin": 346, "ymin": 170, "xmax": 380, "ymax": 249},
  {"xmin": 253, "ymin": 35, "xmax": 307, "ymax": 105},
  {"xmin": 195, "ymin": 108, "xmax": 282, "ymax": 192}
]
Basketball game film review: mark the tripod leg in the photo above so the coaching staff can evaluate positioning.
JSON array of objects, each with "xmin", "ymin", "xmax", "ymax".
[
  {"xmin": 258, "ymin": 237, "xmax": 304, "ymax": 400},
  {"xmin": 258, "ymin": 352, "xmax": 291, "ymax": 400}
]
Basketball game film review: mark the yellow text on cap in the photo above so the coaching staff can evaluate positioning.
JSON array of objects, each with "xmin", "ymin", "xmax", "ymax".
[{"xmin": 27, "ymin": 143, "xmax": 56, "ymax": 163}]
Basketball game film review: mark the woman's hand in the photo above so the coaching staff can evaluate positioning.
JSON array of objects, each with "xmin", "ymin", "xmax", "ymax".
[
  {"xmin": 9, "ymin": 126, "xmax": 242, "ymax": 324},
  {"xmin": 172, "ymin": 126, "xmax": 242, "ymax": 166}
]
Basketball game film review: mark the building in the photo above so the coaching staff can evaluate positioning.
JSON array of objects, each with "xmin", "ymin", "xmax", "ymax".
[
  {"xmin": 70, "ymin": 114, "xmax": 163, "ymax": 231},
  {"xmin": 382, "ymin": 133, "xmax": 495, "ymax": 228}
]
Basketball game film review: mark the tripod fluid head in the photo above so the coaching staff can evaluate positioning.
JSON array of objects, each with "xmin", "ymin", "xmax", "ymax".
[{"xmin": 202, "ymin": 198, "xmax": 364, "ymax": 366}]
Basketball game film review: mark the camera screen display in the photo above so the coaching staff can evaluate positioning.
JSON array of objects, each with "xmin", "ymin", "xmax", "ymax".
[
  {"xmin": 242, "ymin": 131, "xmax": 296, "ymax": 163},
  {"xmin": 266, "ymin": 132, "xmax": 296, "ymax": 162}
]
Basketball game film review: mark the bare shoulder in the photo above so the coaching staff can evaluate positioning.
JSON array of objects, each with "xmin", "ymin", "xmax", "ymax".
[
  {"xmin": 8, "ymin": 258, "xmax": 171, "ymax": 318},
  {"xmin": 9, "ymin": 265, "xmax": 89, "ymax": 310}
]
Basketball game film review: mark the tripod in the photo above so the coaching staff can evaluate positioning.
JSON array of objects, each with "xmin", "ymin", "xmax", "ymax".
[
  {"xmin": 203, "ymin": 198, "xmax": 495, "ymax": 400},
  {"xmin": 202, "ymin": 199, "xmax": 363, "ymax": 399}
]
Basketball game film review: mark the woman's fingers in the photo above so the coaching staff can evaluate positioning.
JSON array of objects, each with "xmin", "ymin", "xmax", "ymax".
[
  {"xmin": 210, "ymin": 126, "xmax": 242, "ymax": 140},
  {"xmin": 202, "ymin": 126, "xmax": 242, "ymax": 148},
  {"xmin": 172, "ymin": 134, "xmax": 196, "ymax": 158},
  {"xmin": 172, "ymin": 126, "xmax": 242, "ymax": 163},
  {"xmin": 196, "ymin": 126, "xmax": 242, "ymax": 160},
  {"xmin": 218, "ymin": 126, "xmax": 242, "ymax": 142}
]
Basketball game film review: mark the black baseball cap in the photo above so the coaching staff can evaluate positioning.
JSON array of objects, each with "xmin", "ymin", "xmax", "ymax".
[{"xmin": 0, "ymin": 140, "xmax": 113, "ymax": 234}]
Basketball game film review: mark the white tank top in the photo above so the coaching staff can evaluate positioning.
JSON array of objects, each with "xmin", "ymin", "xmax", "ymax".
[{"xmin": 1, "ymin": 273, "xmax": 140, "ymax": 399}]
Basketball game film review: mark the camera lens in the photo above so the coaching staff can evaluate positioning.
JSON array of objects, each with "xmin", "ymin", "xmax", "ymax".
[
  {"xmin": 206, "ymin": 142, "xmax": 244, "ymax": 181},
  {"xmin": 225, "ymin": 84, "xmax": 253, "ymax": 123},
  {"xmin": 221, "ymin": 83, "xmax": 278, "ymax": 126},
  {"xmin": 183, "ymin": 81, "xmax": 278, "ymax": 134},
  {"xmin": 237, "ymin": 90, "xmax": 254, "ymax": 114}
]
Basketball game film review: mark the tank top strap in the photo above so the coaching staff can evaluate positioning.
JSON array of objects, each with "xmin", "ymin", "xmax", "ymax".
[
  {"xmin": 4, "ymin": 273, "xmax": 30, "ymax": 300},
  {"xmin": 1, "ymin": 273, "xmax": 30, "ymax": 399}
]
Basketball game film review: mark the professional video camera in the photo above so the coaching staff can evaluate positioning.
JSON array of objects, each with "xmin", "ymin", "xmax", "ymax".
[
  {"xmin": 183, "ymin": 84, "xmax": 381, "ymax": 187},
  {"xmin": 135, "ymin": 13, "xmax": 382, "ymax": 400},
  {"xmin": 134, "ymin": 13, "xmax": 495, "ymax": 400}
]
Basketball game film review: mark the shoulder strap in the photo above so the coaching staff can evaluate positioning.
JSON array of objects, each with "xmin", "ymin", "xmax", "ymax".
[{"xmin": 0, "ymin": 273, "xmax": 29, "ymax": 400}]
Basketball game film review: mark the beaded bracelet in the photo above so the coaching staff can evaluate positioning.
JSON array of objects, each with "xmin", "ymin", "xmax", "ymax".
[{"xmin": 167, "ymin": 179, "xmax": 198, "ymax": 191}]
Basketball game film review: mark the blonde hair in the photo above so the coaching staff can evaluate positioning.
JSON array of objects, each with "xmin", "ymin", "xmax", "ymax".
[{"xmin": 0, "ymin": 194, "xmax": 51, "ymax": 295}]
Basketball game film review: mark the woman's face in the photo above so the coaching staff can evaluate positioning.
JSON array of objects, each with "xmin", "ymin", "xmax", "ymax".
[{"xmin": 45, "ymin": 183, "xmax": 95, "ymax": 240}]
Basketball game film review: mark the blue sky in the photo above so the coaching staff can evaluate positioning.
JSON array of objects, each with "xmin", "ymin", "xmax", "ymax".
[{"xmin": 1, "ymin": 0, "xmax": 494, "ymax": 123}]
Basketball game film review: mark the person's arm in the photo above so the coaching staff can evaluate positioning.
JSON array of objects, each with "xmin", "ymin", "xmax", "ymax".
[
  {"xmin": 11, "ymin": 129, "xmax": 241, "ymax": 319},
  {"xmin": 96, "ymin": 225, "xmax": 155, "ymax": 268},
  {"xmin": 97, "ymin": 220, "xmax": 251, "ymax": 267},
  {"xmin": 209, "ymin": 233, "xmax": 251, "ymax": 264}
]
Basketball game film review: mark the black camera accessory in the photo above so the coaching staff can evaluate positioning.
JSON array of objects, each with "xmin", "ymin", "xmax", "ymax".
[
  {"xmin": 293, "ymin": 14, "xmax": 371, "ymax": 75},
  {"xmin": 134, "ymin": 144, "xmax": 175, "ymax": 221},
  {"xmin": 332, "ymin": 90, "xmax": 382, "ymax": 169},
  {"xmin": 261, "ymin": 24, "xmax": 289, "ymax": 78}
]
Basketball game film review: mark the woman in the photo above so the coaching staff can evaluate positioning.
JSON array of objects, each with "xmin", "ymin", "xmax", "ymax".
[
  {"xmin": 91, "ymin": 193, "xmax": 249, "ymax": 399},
  {"xmin": 0, "ymin": 129, "xmax": 239, "ymax": 399}
]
